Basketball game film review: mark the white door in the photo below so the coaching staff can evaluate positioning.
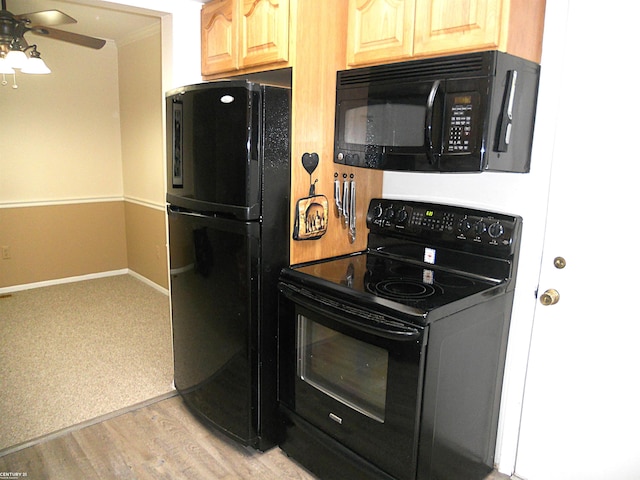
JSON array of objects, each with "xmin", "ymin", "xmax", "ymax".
[{"xmin": 515, "ymin": 2, "xmax": 640, "ymax": 479}]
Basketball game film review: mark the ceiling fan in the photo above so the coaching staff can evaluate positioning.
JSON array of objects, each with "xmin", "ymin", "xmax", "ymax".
[{"xmin": 0, "ymin": 0, "xmax": 106, "ymax": 56}]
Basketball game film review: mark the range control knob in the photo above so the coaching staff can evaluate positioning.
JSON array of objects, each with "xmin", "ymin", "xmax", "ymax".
[
  {"xmin": 458, "ymin": 218, "xmax": 472, "ymax": 233},
  {"xmin": 488, "ymin": 222, "xmax": 504, "ymax": 239},
  {"xmin": 474, "ymin": 221, "xmax": 487, "ymax": 236},
  {"xmin": 396, "ymin": 208, "xmax": 408, "ymax": 223}
]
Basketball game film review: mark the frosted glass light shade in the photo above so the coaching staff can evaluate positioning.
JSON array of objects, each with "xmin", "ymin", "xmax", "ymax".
[
  {"xmin": 21, "ymin": 56, "xmax": 51, "ymax": 74},
  {"xmin": 5, "ymin": 50, "xmax": 27, "ymax": 69},
  {"xmin": 0, "ymin": 57, "xmax": 15, "ymax": 74}
]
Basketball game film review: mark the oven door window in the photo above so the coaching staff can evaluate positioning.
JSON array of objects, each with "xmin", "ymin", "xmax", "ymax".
[{"xmin": 297, "ymin": 314, "xmax": 388, "ymax": 422}]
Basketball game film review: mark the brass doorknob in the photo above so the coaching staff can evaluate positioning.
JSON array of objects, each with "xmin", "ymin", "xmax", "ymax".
[
  {"xmin": 554, "ymin": 257, "xmax": 566, "ymax": 269},
  {"xmin": 540, "ymin": 289, "xmax": 560, "ymax": 306}
]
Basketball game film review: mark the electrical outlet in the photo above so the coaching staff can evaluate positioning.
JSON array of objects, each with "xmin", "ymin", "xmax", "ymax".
[{"xmin": 2, "ymin": 246, "xmax": 10, "ymax": 260}]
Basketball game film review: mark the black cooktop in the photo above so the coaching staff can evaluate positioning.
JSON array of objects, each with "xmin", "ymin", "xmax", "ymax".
[
  {"xmin": 285, "ymin": 251, "xmax": 500, "ymax": 321},
  {"xmin": 281, "ymin": 199, "xmax": 522, "ymax": 324}
]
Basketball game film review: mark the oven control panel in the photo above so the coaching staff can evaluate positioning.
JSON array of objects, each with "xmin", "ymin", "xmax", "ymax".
[{"xmin": 367, "ymin": 199, "xmax": 521, "ymax": 256}]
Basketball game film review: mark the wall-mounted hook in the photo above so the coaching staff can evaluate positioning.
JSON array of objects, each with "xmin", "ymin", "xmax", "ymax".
[
  {"xmin": 309, "ymin": 178, "xmax": 318, "ymax": 196},
  {"xmin": 302, "ymin": 153, "xmax": 319, "ymax": 187}
]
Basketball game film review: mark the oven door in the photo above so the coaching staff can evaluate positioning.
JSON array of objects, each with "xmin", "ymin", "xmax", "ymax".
[{"xmin": 279, "ymin": 283, "xmax": 426, "ymax": 480}]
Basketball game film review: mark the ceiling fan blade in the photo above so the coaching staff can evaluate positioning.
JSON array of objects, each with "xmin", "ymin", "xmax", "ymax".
[
  {"xmin": 18, "ymin": 10, "xmax": 77, "ymax": 27},
  {"xmin": 30, "ymin": 26, "xmax": 106, "ymax": 50}
]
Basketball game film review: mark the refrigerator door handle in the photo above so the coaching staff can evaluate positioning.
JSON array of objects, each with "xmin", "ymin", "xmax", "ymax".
[
  {"xmin": 167, "ymin": 205, "xmax": 212, "ymax": 220},
  {"xmin": 166, "ymin": 193, "xmax": 260, "ymax": 220},
  {"xmin": 168, "ymin": 205, "xmax": 260, "ymax": 238}
]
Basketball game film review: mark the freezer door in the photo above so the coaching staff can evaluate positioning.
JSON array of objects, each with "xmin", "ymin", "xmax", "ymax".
[
  {"xmin": 167, "ymin": 83, "xmax": 260, "ymax": 217},
  {"xmin": 168, "ymin": 206, "xmax": 262, "ymax": 445}
]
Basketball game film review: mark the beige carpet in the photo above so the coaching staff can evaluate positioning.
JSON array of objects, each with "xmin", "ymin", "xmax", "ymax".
[{"xmin": 0, "ymin": 274, "xmax": 174, "ymax": 452}]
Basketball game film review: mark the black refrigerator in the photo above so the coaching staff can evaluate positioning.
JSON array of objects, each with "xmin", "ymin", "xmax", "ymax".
[{"xmin": 165, "ymin": 80, "xmax": 290, "ymax": 450}]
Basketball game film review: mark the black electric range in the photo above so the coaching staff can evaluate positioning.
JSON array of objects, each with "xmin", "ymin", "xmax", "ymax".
[{"xmin": 278, "ymin": 199, "xmax": 523, "ymax": 480}]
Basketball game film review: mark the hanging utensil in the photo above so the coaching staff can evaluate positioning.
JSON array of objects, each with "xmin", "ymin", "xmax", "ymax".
[
  {"xmin": 342, "ymin": 174, "xmax": 350, "ymax": 227},
  {"xmin": 349, "ymin": 175, "xmax": 356, "ymax": 243},
  {"xmin": 334, "ymin": 172, "xmax": 342, "ymax": 216}
]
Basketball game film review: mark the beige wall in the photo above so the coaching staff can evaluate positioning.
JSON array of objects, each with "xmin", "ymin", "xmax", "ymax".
[
  {"xmin": 124, "ymin": 202, "xmax": 168, "ymax": 289},
  {"xmin": 118, "ymin": 26, "xmax": 168, "ymax": 289},
  {"xmin": 0, "ymin": 38, "xmax": 123, "ymax": 202},
  {"xmin": 0, "ymin": 203, "xmax": 127, "ymax": 288},
  {"xmin": 119, "ymin": 26, "xmax": 165, "ymax": 205}
]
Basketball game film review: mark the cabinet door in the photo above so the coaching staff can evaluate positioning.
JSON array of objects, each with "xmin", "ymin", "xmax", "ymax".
[
  {"xmin": 414, "ymin": 0, "xmax": 502, "ymax": 56},
  {"xmin": 201, "ymin": 0, "xmax": 238, "ymax": 75},
  {"xmin": 239, "ymin": 0, "xmax": 290, "ymax": 69},
  {"xmin": 347, "ymin": 0, "xmax": 415, "ymax": 66}
]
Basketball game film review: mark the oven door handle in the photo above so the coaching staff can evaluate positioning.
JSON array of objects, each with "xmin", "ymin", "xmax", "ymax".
[{"xmin": 280, "ymin": 284, "xmax": 422, "ymax": 341}]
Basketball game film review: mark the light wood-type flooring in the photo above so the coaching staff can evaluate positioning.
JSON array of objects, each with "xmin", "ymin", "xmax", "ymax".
[
  {"xmin": 0, "ymin": 395, "xmax": 315, "ymax": 480},
  {"xmin": 0, "ymin": 395, "xmax": 511, "ymax": 480}
]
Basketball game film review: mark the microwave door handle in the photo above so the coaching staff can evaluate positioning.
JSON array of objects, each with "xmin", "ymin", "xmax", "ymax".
[
  {"xmin": 425, "ymin": 80, "xmax": 441, "ymax": 165},
  {"xmin": 496, "ymin": 70, "xmax": 518, "ymax": 152}
]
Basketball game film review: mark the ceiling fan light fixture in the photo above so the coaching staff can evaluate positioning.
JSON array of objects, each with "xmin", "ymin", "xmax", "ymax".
[
  {"xmin": 21, "ymin": 46, "xmax": 50, "ymax": 74},
  {"xmin": 5, "ymin": 47, "xmax": 27, "ymax": 69},
  {"xmin": 2, "ymin": 1, "xmax": 103, "ymax": 88},
  {"xmin": 21, "ymin": 55, "xmax": 50, "ymax": 74},
  {"xmin": 0, "ymin": 55, "xmax": 15, "ymax": 74}
]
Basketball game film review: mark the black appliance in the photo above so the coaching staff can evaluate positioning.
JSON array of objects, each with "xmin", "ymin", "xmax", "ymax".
[
  {"xmin": 334, "ymin": 50, "xmax": 540, "ymax": 173},
  {"xmin": 166, "ymin": 80, "xmax": 290, "ymax": 450},
  {"xmin": 278, "ymin": 199, "xmax": 522, "ymax": 480}
]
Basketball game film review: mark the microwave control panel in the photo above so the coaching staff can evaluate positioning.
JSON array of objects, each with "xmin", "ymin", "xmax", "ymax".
[{"xmin": 443, "ymin": 92, "xmax": 480, "ymax": 155}]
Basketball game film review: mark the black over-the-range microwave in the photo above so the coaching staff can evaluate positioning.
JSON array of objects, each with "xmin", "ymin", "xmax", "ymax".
[{"xmin": 334, "ymin": 50, "xmax": 541, "ymax": 173}]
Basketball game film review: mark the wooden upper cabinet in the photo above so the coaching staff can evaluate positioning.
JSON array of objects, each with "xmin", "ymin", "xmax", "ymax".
[
  {"xmin": 346, "ymin": 0, "xmax": 415, "ymax": 66},
  {"xmin": 201, "ymin": 0, "xmax": 290, "ymax": 76},
  {"xmin": 240, "ymin": 0, "xmax": 290, "ymax": 68},
  {"xmin": 414, "ymin": 0, "xmax": 502, "ymax": 56},
  {"xmin": 202, "ymin": 0, "xmax": 237, "ymax": 74},
  {"xmin": 347, "ymin": 0, "xmax": 545, "ymax": 67}
]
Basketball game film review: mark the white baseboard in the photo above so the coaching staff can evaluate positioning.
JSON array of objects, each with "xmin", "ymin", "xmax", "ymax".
[
  {"xmin": 0, "ymin": 269, "xmax": 169, "ymax": 296},
  {"xmin": 128, "ymin": 269, "xmax": 169, "ymax": 296}
]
